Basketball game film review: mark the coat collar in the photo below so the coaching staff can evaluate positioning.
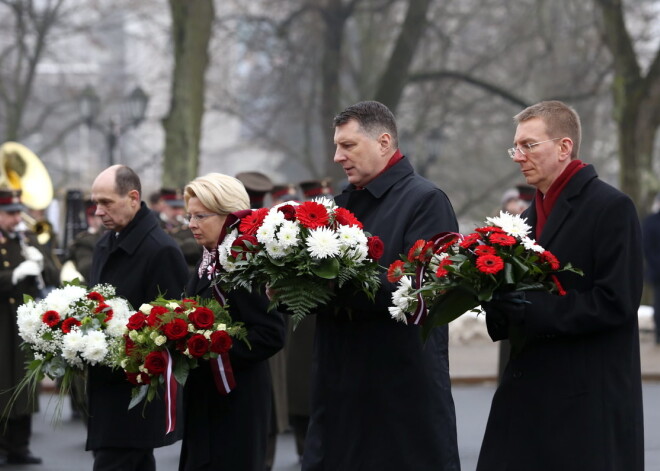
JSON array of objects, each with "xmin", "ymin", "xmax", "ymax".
[
  {"xmin": 524, "ymin": 164, "xmax": 598, "ymax": 247},
  {"xmin": 98, "ymin": 202, "xmax": 158, "ymax": 255},
  {"xmin": 336, "ymin": 156, "xmax": 414, "ymax": 204}
]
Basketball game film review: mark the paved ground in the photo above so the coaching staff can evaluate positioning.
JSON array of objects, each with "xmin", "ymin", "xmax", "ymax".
[{"xmin": 5, "ymin": 327, "xmax": 660, "ymax": 470}]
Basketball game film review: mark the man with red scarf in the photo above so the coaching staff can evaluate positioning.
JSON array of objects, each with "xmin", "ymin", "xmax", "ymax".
[
  {"xmin": 478, "ymin": 101, "xmax": 644, "ymax": 471},
  {"xmin": 302, "ymin": 101, "xmax": 460, "ymax": 470}
]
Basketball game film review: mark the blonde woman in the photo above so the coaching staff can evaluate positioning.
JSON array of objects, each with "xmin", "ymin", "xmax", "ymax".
[{"xmin": 179, "ymin": 173, "xmax": 285, "ymax": 471}]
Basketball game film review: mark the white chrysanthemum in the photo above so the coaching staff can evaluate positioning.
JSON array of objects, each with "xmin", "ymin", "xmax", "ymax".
[
  {"xmin": 337, "ymin": 225, "xmax": 368, "ymax": 249},
  {"xmin": 276, "ymin": 220, "xmax": 300, "ymax": 248},
  {"xmin": 44, "ymin": 285, "xmax": 87, "ymax": 315},
  {"xmin": 343, "ymin": 245, "xmax": 368, "ymax": 263},
  {"xmin": 105, "ymin": 298, "xmax": 132, "ymax": 337},
  {"xmin": 306, "ymin": 227, "xmax": 340, "ymax": 259},
  {"xmin": 262, "ymin": 208, "xmax": 286, "ymax": 227},
  {"xmin": 265, "ymin": 240, "xmax": 290, "ymax": 258},
  {"xmin": 486, "ymin": 211, "xmax": 531, "ymax": 239},
  {"xmin": 218, "ymin": 232, "xmax": 238, "ymax": 270},
  {"xmin": 256, "ymin": 223, "xmax": 277, "ymax": 244},
  {"xmin": 80, "ymin": 330, "xmax": 108, "ymax": 364},
  {"xmin": 16, "ymin": 301, "xmax": 43, "ymax": 343},
  {"xmin": 313, "ymin": 196, "xmax": 335, "ymax": 209},
  {"xmin": 62, "ymin": 329, "xmax": 85, "ymax": 359},
  {"xmin": 428, "ymin": 252, "xmax": 449, "ymax": 272},
  {"xmin": 389, "ymin": 277, "xmax": 415, "ymax": 323},
  {"xmin": 520, "ymin": 236, "xmax": 545, "ymax": 253}
]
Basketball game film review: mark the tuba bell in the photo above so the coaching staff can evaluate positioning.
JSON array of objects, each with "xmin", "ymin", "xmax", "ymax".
[{"xmin": 0, "ymin": 141, "xmax": 54, "ymax": 210}]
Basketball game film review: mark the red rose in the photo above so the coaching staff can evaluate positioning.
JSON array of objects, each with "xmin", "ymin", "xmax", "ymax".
[
  {"xmin": 126, "ymin": 312, "xmax": 147, "ymax": 330},
  {"xmin": 230, "ymin": 235, "xmax": 260, "ymax": 260},
  {"xmin": 277, "ymin": 204, "xmax": 297, "ymax": 221},
  {"xmin": 387, "ymin": 260, "xmax": 406, "ymax": 283},
  {"xmin": 87, "ymin": 291, "xmax": 104, "ymax": 302},
  {"xmin": 147, "ymin": 305, "xmax": 169, "ymax": 327},
  {"xmin": 144, "ymin": 351, "xmax": 167, "ymax": 375},
  {"xmin": 334, "ymin": 207, "xmax": 363, "ymax": 229},
  {"xmin": 42, "ymin": 310, "xmax": 61, "ymax": 327},
  {"xmin": 209, "ymin": 330, "xmax": 233, "ymax": 354},
  {"xmin": 367, "ymin": 236, "xmax": 384, "ymax": 261},
  {"xmin": 126, "ymin": 372, "xmax": 151, "ymax": 385},
  {"xmin": 296, "ymin": 201, "xmax": 330, "ymax": 229},
  {"xmin": 188, "ymin": 307, "xmax": 215, "ymax": 329},
  {"xmin": 61, "ymin": 317, "xmax": 81, "ymax": 333},
  {"xmin": 187, "ymin": 334, "xmax": 209, "ymax": 358},
  {"xmin": 239, "ymin": 208, "xmax": 269, "ymax": 235},
  {"xmin": 162, "ymin": 318, "xmax": 189, "ymax": 340},
  {"xmin": 476, "ymin": 254, "xmax": 505, "ymax": 275}
]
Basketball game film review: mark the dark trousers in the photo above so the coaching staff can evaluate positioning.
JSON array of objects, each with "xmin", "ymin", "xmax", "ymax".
[
  {"xmin": 289, "ymin": 414, "xmax": 309, "ymax": 459},
  {"xmin": 93, "ymin": 447, "xmax": 155, "ymax": 471},
  {"xmin": 0, "ymin": 414, "xmax": 31, "ymax": 456},
  {"xmin": 654, "ymin": 283, "xmax": 660, "ymax": 343}
]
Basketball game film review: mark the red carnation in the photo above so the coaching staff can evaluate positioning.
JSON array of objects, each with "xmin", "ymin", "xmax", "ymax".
[
  {"xmin": 475, "ymin": 226, "xmax": 504, "ymax": 234},
  {"xmin": 277, "ymin": 204, "xmax": 297, "ymax": 221},
  {"xmin": 474, "ymin": 245, "xmax": 497, "ymax": 256},
  {"xmin": 162, "ymin": 318, "xmax": 189, "ymax": 340},
  {"xmin": 367, "ymin": 236, "xmax": 384, "ymax": 261},
  {"xmin": 104, "ymin": 309, "xmax": 114, "ymax": 323},
  {"xmin": 239, "ymin": 208, "xmax": 269, "ymax": 235},
  {"xmin": 42, "ymin": 310, "xmax": 61, "ymax": 327},
  {"xmin": 334, "ymin": 207, "xmax": 363, "ymax": 229},
  {"xmin": 489, "ymin": 233, "xmax": 516, "ymax": 247},
  {"xmin": 87, "ymin": 291, "xmax": 104, "ymax": 302},
  {"xmin": 459, "ymin": 233, "xmax": 482, "ymax": 249},
  {"xmin": 210, "ymin": 330, "xmax": 233, "ymax": 354},
  {"xmin": 435, "ymin": 258, "xmax": 453, "ymax": 278},
  {"xmin": 147, "ymin": 305, "xmax": 169, "ymax": 327},
  {"xmin": 296, "ymin": 201, "xmax": 330, "ymax": 229},
  {"xmin": 230, "ymin": 235, "xmax": 260, "ymax": 260},
  {"xmin": 188, "ymin": 306, "xmax": 215, "ymax": 329},
  {"xmin": 126, "ymin": 312, "xmax": 148, "ymax": 330},
  {"xmin": 541, "ymin": 251, "xmax": 560, "ymax": 270},
  {"xmin": 94, "ymin": 302, "xmax": 110, "ymax": 314},
  {"xmin": 407, "ymin": 240, "xmax": 426, "ymax": 262},
  {"xmin": 144, "ymin": 351, "xmax": 167, "ymax": 375},
  {"xmin": 61, "ymin": 317, "xmax": 81, "ymax": 333},
  {"xmin": 187, "ymin": 334, "xmax": 209, "ymax": 358},
  {"xmin": 476, "ymin": 254, "xmax": 505, "ymax": 275},
  {"xmin": 387, "ymin": 260, "xmax": 406, "ymax": 283}
]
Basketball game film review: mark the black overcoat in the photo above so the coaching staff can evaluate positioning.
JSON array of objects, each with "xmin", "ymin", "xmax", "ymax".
[
  {"xmin": 477, "ymin": 165, "xmax": 644, "ymax": 471},
  {"xmin": 302, "ymin": 157, "xmax": 461, "ymax": 471},
  {"xmin": 86, "ymin": 203, "xmax": 189, "ymax": 450},
  {"xmin": 178, "ymin": 268, "xmax": 286, "ymax": 471}
]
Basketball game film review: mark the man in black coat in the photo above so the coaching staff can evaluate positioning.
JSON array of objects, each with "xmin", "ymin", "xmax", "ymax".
[
  {"xmin": 302, "ymin": 101, "xmax": 461, "ymax": 470},
  {"xmin": 478, "ymin": 101, "xmax": 644, "ymax": 471},
  {"xmin": 87, "ymin": 165, "xmax": 189, "ymax": 471},
  {"xmin": 642, "ymin": 193, "xmax": 660, "ymax": 344}
]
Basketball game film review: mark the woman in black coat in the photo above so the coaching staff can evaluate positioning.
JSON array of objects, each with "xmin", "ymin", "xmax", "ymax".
[{"xmin": 178, "ymin": 173, "xmax": 286, "ymax": 471}]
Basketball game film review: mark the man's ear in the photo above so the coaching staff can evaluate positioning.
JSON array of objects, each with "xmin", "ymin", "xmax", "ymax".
[
  {"xmin": 558, "ymin": 137, "xmax": 574, "ymax": 161},
  {"xmin": 378, "ymin": 132, "xmax": 393, "ymax": 155},
  {"xmin": 128, "ymin": 189, "xmax": 141, "ymax": 206}
]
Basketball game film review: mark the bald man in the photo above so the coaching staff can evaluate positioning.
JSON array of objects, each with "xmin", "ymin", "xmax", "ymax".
[{"xmin": 87, "ymin": 165, "xmax": 189, "ymax": 471}]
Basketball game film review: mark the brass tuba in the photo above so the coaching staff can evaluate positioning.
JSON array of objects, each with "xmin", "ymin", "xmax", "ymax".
[{"xmin": 0, "ymin": 141, "xmax": 54, "ymax": 210}]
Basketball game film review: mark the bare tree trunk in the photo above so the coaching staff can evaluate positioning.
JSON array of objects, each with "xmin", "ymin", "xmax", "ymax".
[
  {"xmin": 162, "ymin": 0, "xmax": 214, "ymax": 188},
  {"xmin": 594, "ymin": 0, "xmax": 660, "ymax": 214},
  {"xmin": 373, "ymin": 0, "xmax": 432, "ymax": 112}
]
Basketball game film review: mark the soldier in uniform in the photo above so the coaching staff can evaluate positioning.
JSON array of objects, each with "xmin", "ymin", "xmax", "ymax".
[
  {"xmin": 0, "ymin": 189, "xmax": 58, "ymax": 465},
  {"xmin": 158, "ymin": 188, "xmax": 201, "ymax": 277},
  {"xmin": 62, "ymin": 199, "xmax": 104, "ymax": 283}
]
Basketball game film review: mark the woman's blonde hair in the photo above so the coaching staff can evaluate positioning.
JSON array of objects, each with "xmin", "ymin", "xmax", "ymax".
[{"xmin": 184, "ymin": 173, "xmax": 250, "ymax": 214}]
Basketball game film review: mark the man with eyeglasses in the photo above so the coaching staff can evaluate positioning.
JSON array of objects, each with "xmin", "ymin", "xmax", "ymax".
[
  {"xmin": 478, "ymin": 101, "xmax": 644, "ymax": 470},
  {"xmin": 87, "ymin": 165, "xmax": 189, "ymax": 471}
]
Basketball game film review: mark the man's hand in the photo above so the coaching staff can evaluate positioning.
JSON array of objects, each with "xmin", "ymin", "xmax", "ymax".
[{"xmin": 23, "ymin": 246, "xmax": 44, "ymax": 271}]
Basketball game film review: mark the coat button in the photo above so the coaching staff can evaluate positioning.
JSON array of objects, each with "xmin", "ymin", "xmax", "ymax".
[
  {"xmin": 0, "ymin": 248, "xmax": 6, "ymax": 254},
  {"xmin": 513, "ymin": 370, "xmax": 522, "ymax": 379},
  {"xmin": 9, "ymin": 297, "xmax": 15, "ymax": 304},
  {"xmin": 3, "ymin": 261, "xmax": 9, "ymax": 267}
]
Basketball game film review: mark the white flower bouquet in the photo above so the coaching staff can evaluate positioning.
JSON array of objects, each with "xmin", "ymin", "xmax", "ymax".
[{"xmin": 212, "ymin": 198, "xmax": 384, "ymax": 327}]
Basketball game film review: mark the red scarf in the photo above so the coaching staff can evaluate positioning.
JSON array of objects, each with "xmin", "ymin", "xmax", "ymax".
[{"xmin": 535, "ymin": 160, "xmax": 586, "ymax": 239}]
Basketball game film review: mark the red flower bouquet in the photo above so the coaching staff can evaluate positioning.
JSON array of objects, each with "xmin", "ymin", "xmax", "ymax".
[
  {"xmin": 114, "ymin": 296, "xmax": 247, "ymax": 422},
  {"xmin": 213, "ymin": 197, "xmax": 383, "ymax": 327},
  {"xmin": 387, "ymin": 211, "xmax": 582, "ymax": 339}
]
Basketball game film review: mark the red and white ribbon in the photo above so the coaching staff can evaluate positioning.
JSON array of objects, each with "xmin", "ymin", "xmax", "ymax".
[
  {"xmin": 210, "ymin": 351, "xmax": 236, "ymax": 395},
  {"xmin": 162, "ymin": 349, "xmax": 178, "ymax": 434}
]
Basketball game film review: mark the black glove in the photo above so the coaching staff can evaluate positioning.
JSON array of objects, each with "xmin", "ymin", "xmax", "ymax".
[{"xmin": 482, "ymin": 291, "xmax": 529, "ymax": 354}]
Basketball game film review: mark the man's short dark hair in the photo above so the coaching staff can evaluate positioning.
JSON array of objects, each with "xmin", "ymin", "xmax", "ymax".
[
  {"xmin": 115, "ymin": 166, "xmax": 142, "ymax": 197},
  {"xmin": 333, "ymin": 100, "xmax": 398, "ymax": 149}
]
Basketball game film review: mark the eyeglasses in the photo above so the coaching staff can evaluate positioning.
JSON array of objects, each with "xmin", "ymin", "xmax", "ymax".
[
  {"xmin": 183, "ymin": 213, "xmax": 219, "ymax": 224},
  {"xmin": 507, "ymin": 137, "xmax": 562, "ymax": 159}
]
